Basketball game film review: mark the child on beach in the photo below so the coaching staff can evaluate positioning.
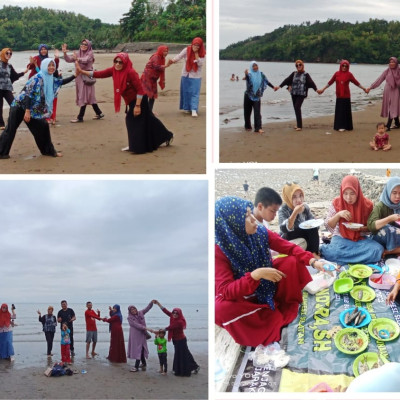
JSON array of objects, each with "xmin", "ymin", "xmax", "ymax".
[
  {"xmin": 60, "ymin": 323, "xmax": 71, "ymax": 363},
  {"xmin": 370, "ymin": 122, "xmax": 391, "ymax": 151},
  {"xmin": 154, "ymin": 329, "xmax": 168, "ymax": 375}
]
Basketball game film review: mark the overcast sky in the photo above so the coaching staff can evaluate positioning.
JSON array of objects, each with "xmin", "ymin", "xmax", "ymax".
[
  {"xmin": 4, "ymin": 0, "xmax": 133, "ymax": 24},
  {"xmin": 0, "ymin": 180, "xmax": 208, "ymax": 304},
  {"xmin": 220, "ymin": 0, "xmax": 400, "ymax": 49}
]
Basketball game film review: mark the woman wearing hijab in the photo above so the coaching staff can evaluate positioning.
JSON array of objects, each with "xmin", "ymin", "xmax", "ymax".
[
  {"xmin": 78, "ymin": 52, "xmax": 173, "ymax": 154},
  {"xmin": 127, "ymin": 301, "xmax": 154, "ymax": 372},
  {"xmin": 320, "ymin": 175, "xmax": 384, "ymax": 265},
  {"xmin": 141, "ymin": 45, "xmax": 171, "ymax": 112},
  {"xmin": 366, "ymin": 57, "xmax": 400, "ymax": 130},
  {"xmin": 62, "ymin": 39, "xmax": 104, "ymax": 122},
  {"xmin": 0, "ymin": 48, "xmax": 28, "ymax": 129},
  {"xmin": 318, "ymin": 60, "xmax": 367, "ymax": 131},
  {"xmin": 170, "ymin": 37, "xmax": 206, "ymax": 117},
  {"xmin": 0, "ymin": 304, "xmax": 16, "ymax": 360},
  {"xmin": 276, "ymin": 60, "xmax": 319, "ymax": 131},
  {"xmin": 243, "ymin": 61, "xmax": 275, "ymax": 133},
  {"xmin": 102, "ymin": 304, "xmax": 127, "ymax": 363},
  {"xmin": 278, "ymin": 182, "xmax": 320, "ymax": 254},
  {"xmin": 27, "ymin": 44, "xmax": 60, "ymax": 124},
  {"xmin": 153, "ymin": 300, "xmax": 199, "ymax": 377},
  {"xmin": 215, "ymin": 196, "xmax": 326, "ymax": 347},
  {"xmin": 367, "ymin": 176, "xmax": 400, "ymax": 256},
  {"xmin": 0, "ymin": 58, "xmax": 76, "ymax": 159}
]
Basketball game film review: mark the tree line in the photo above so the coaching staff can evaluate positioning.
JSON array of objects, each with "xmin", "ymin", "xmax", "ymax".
[
  {"xmin": 220, "ymin": 19, "xmax": 400, "ymax": 64},
  {"xmin": 0, "ymin": 1, "xmax": 205, "ymax": 51}
]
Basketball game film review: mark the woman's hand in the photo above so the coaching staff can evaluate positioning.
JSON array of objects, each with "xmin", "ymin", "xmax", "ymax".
[
  {"xmin": 389, "ymin": 214, "xmax": 400, "ymax": 222},
  {"xmin": 133, "ymin": 104, "xmax": 141, "ymax": 117},
  {"xmin": 251, "ymin": 268, "xmax": 287, "ymax": 282},
  {"xmin": 24, "ymin": 110, "xmax": 31, "ymax": 123},
  {"xmin": 37, "ymin": 309, "xmax": 41, "ymax": 315},
  {"xmin": 338, "ymin": 210, "xmax": 352, "ymax": 221},
  {"xmin": 62, "ymin": 43, "xmax": 68, "ymax": 53},
  {"xmin": 386, "ymin": 283, "xmax": 400, "ymax": 304}
]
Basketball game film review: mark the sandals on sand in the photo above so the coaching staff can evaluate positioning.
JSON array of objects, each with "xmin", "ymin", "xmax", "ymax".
[
  {"xmin": 166, "ymin": 135, "xmax": 174, "ymax": 147},
  {"xmin": 70, "ymin": 119, "xmax": 83, "ymax": 123},
  {"xmin": 93, "ymin": 113, "xmax": 105, "ymax": 120},
  {"xmin": 130, "ymin": 367, "xmax": 138, "ymax": 372}
]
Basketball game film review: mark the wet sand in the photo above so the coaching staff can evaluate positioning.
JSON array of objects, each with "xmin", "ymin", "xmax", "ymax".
[
  {"xmin": 219, "ymin": 102, "xmax": 400, "ymax": 163},
  {"xmin": 1, "ymin": 52, "xmax": 206, "ymax": 174}
]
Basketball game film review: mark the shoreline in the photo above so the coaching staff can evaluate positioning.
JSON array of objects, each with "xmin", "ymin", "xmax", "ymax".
[
  {"xmin": 1, "ymin": 52, "xmax": 206, "ymax": 174},
  {"xmin": 219, "ymin": 101, "xmax": 400, "ymax": 163}
]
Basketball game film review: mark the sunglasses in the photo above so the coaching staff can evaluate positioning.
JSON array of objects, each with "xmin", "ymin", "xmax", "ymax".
[
  {"xmin": 114, "ymin": 60, "xmax": 123, "ymax": 65},
  {"xmin": 285, "ymin": 181, "xmax": 299, "ymax": 185},
  {"xmin": 342, "ymin": 64, "xmax": 349, "ymax": 68},
  {"xmin": 296, "ymin": 63, "xmax": 303, "ymax": 67},
  {"xmin": 81, "ymin": 43, "xmax": 88, "ymax": 46},
  {"xmin": 5, "ymin": 52, "xmax": 12, "ymax": 56}
]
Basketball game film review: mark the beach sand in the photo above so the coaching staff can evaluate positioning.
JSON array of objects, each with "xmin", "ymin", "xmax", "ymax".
[
  {"xmin": 1, "ymin": 52, "xmax": 206, "ymax": 174},
  {"xmin": 0, "ymin": 342, "xmax": 208, "ymax": 399},
  {"xmin": 219, "ymin": 102, "xmax": 399, "ymax": 163}
]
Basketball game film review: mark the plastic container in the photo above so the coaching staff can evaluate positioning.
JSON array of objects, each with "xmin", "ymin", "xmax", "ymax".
[
  {"xmin": 369, "ymin": 273, "xmax": 396, "ymax": 290},
  {"xmin": 333, "ymin": 277, "xmax": 354, "ymax": 294},
  {"xmin": 350, "ymin": 285, "xmax": 376, "ymax": 302},
  {"xmin": 339, "ymin": 306, "xmax": 371, "ymax": 328}
]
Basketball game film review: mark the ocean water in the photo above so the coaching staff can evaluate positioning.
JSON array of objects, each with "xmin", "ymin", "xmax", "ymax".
[
  {"xmin": 3, "ymin": 302, "xmax": 207, "ymax": 369},
  {"xmin": 220, "ymin": 60, "xmax": 387, "ymax": 129}
]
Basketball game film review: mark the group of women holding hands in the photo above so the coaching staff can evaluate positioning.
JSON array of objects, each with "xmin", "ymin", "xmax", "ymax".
[
  {"xmin": 215, "ymin": 175, "xmax": 400, "ymax": 348},
  {"xmin": 244, "ymin": 57, "xmax": 400, "ymax": 134},
  {"xmin": 0, "ymin": 37, "xmax": 205, "ymax": 159}
]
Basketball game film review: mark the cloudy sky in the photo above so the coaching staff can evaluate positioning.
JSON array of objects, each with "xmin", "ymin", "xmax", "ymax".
[
  {"xmin": 0, "ymin": 180, "xmax": 208, "ymax": 304},
  {"xmin": 220, "ymin": 0, "xmax": 400, "ymax": 49},
  {"xmin": 4, "ymin": 0, "xmax": 134, "ymax": 24}
]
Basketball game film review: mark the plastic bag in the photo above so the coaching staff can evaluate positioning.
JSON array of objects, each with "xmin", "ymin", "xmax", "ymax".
[
  {"xmin": 249, "ymin": 342, "xmax": 290, "ymax": 369},
  {"xmin": 304, "ymin": 270, "xmax": 336, "ymax": 295}
]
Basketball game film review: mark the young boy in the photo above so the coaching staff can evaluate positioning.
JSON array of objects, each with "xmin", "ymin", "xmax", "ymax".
[
  {"xmin": 85, "ymin": 301, "xmax": 101, "ymax": 359},
  {"xmin": 154, "ymin": 329, "xmax": 168, "ymax": 375},
  {"xmin": 370, "ymin": 122, "xmax": 391, "ymax": 151},
  {"xmin": 252, "ymin": 187, "xmax": 282, "ymax": 226}
]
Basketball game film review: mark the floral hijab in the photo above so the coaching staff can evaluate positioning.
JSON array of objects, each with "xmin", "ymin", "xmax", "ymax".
[
  {"xmin": 380, "ymin": 176, "xmax": 400, "ymax": 213},
  {"xmin": 0, "ymin": 48, "xmax": 11, "ymax": 64},
  {"xmin": 215, "ymin": 196, "xmax": 276, "ymax": 308},
  {"xmin": 332, "ymin": 175, "xmax": 373, "ymax": 241}
]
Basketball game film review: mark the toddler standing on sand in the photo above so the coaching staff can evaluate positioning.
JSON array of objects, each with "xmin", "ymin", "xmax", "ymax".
[
  {"xmin": 370, "ymin": 122, "xmax": 391, "ymax": 151},
  {"xmin": 60, "ymin": 323, "xmax": 71, "ymax": 363},
  {"xmin": 154, "ymin": 329, "xmax": 168, "ymax": 375}
]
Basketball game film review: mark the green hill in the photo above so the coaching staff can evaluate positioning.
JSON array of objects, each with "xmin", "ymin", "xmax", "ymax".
[{"xmin": 220, "ymin": 19, "xmax": 400, "ymax": 64}]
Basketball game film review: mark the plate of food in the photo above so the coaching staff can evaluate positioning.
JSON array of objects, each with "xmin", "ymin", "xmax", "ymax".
[
  {"xmin": 368, "ymin": 318, "xmax": 400, "ymax": 341},
  {"xmin": 352, "ymin": 352, "xmax": 389, "ymax": 377},
  {"xmin": 348, "ymin": 264, "xmax": 373, "ymax": 279},
  {"xmin": 334, "ymin": 328, "xmax": 369, "ymax": 355},
  {"xmin": 343, "ymin": 222, "xmax": 364, "ymax": 230},
  {"xmin": 350, "ymin": 285, "xmax": 376, "ymax": 302},
  {"xmin": 339, "ymin": 306, "xmax": 371, "ymax": 328},
  {"xmin": 299, "ymin": 219, "xmax": 324, "ymax": 229},
  {"xmin": 385, "ymin": 258, "xmax": 400, "ymax": 277}
]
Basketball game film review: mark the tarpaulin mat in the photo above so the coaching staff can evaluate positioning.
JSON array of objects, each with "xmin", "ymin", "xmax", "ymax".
[{"xmin": 232, "ymin": 284, "xmax": 400, "ymax": 392}]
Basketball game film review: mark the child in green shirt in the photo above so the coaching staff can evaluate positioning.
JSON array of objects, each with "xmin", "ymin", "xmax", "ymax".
[{"xmin": 154, "ymin": 329, "xmax": 167, "ymax": 375}]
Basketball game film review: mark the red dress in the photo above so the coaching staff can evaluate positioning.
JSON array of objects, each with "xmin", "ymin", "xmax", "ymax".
[
  {"xmin": 215, "ymin": 230, "xmax": 313, "ymax": 347},
  {"xmin": 104, "ymin": 315, "xmax": 127, "ymax": 363}
]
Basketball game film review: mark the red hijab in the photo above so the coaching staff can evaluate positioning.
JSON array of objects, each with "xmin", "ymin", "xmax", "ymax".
[
  {"xmin": 167, "ymin": 307, "xmax": 186, "ymax": 341},
  {"xmin": 112, "ymin": 52, "xmax": 134, "ymax": 112},
  {"xmin": 186, "ymin": 37, "xmax": 205, "ymax": 73},
  {"xmin": 0, "ymin": 303, "xmax": 11, "ymax": 328},
  {"xmin": 156, "ymin": 45, "xmax": 168, "ymax": 89},
  {"xmin": 332, "ymin": 175, "xmax": 373, "ymax": 241}
]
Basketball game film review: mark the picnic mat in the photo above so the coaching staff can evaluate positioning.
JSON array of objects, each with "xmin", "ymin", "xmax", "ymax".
[{"xmin": 232, "ymin": 284, "xmax": 400, "ymax": 392}]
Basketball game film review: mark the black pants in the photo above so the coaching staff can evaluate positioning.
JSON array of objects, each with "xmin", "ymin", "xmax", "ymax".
[
  {"xmin": 387, "ymin": 117, "xmax": 400, "ymax": 130},
  {"xmin": 291, "ymin": 95, "xmax": 305, "ymax": 128},
  {"xmin": 148, "ymin": 98, "xmax": 155, "ymax": 112},
  {"xmin": 0, "ymin": 105, "xmax": 57, "ymax": 157},
  {"xmin": 134, "ymin": 347, "xmax": 146, "ymax": 368},
  {"xmin": 77, "ymin": 104, "xmax": 102, "ymax": 121},
  {"xmin": 285, "ymin": 227, "xmax": 320, "ymax": 253},
  {"xmin": 0, "ymin": 90, "xmax": 14, "ymax": 126},
  {"xmin": 243, "ymin": 93, "xmax": 261, "ymax": 131},
  {"xmin": 44, "ymin": 331, "xmax": 55, "ymax": 355},
  {"xmin": 158, "ymin": 352, "xmax": 167, "ymax": 372}
]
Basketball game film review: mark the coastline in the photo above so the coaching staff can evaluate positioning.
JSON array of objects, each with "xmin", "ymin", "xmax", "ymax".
[
  {"xmin": 1, "ymin": 52, "xmax": 206, "ymax": 174},
  {"xmin": 219, "ymin": 101, "xmax": 399, "ymax": 163}
]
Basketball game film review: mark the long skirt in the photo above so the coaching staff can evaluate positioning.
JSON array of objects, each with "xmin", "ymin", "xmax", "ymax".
[
  {"xmin": 179, "ymin": 76, "xmax": 201, "ymax": 112},
  {"xmin": 125, "ymin": 96, "xmax": 173, "ymax": 154},
  {"xmin": 172, "ymin": 337, "xmax": 199, "ymax": 377},
  {"xmin": 334, "ymin": 98, "xmax": 353, "ymax": 130},
  {"xmin": 320, "ymin": 235, "xmax": 383, "ymax": 265},
  {"xmin": 215, "ymin": 255, "xmax": 312, "ymax": 347},
  {"xmin": 0, "ymin": 331, "xmax": 14, "ymax": 359},
  {"xmin": 372, "ymin": 224, "xmax": 400, "ymax": 251},
  {"xmin": 107, "ymin": 327, "xmax": 127, "ymax": 363},
  {"xmin": 0, "ymin": 105, "xmax": 58, "ymax": 157}
]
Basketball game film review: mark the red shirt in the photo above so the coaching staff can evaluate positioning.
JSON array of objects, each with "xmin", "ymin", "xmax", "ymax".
[
  {"xmin": 85, "ymin": 309, "xmax": 101, "ymax": 331},
  {"xmin": 328, "ymin": 71, "xmax": 360, "ymax": 98}
]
